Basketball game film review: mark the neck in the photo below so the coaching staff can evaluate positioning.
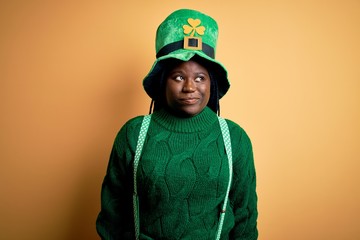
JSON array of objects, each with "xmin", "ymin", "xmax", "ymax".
[{"xmin": 152, "ymin": 106, "xmax": 218, "ymax": 133}]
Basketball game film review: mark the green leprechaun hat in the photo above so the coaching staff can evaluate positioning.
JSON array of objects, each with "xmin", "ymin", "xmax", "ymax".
[{"xmin": 143, "ymin": 9, "xmax": 230, "ymax": 99}]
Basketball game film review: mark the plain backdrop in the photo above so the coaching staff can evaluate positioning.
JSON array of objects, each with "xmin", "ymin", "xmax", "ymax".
[{"xmin": 1, "ymin": 1, "xmax": 359, "ymax": 239}]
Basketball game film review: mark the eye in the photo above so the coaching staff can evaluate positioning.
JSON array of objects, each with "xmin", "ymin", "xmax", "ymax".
[
  {"xmin": 194, "ymin": 75, "xmax": 206, "ymax": 82},
  {"xmin": 174, "ymin": 75, "xmax": 185, "ymax": 81}
]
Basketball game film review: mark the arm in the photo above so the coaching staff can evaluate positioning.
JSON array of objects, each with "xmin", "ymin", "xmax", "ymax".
[
  {"xmin": 229, "ymin": 122, "xmax": 258, "ymax": 240},
  {"xmin": 96, "ymin": 119, "xmax": 141, "ymax": 239}
]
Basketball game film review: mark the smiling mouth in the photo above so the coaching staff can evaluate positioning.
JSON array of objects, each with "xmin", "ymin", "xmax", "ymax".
[{"xmin": 180, "ymin": 98, "xmax": 199, "ymax": 105}]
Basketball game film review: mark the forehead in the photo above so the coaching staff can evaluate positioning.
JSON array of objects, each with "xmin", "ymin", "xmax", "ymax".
[{"xmin": 169, "ymin": 60, "xmax": 209, "ymax": 74}]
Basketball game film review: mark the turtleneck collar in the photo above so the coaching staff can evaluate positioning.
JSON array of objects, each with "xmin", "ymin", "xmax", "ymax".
[{"xmin": 152, "ymin": 107, "xmax": 218, "ymax": 133}]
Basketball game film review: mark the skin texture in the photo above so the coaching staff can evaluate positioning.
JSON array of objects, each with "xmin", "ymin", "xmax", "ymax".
[{"xmin": 165, "ymin": 60, "xmax": 211, "ymax": 117}]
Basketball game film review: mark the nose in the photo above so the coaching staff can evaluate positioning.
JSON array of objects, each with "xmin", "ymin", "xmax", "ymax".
[{"xmin": 182, "ymin": 79, "xmax": 196, "ymax": 92}]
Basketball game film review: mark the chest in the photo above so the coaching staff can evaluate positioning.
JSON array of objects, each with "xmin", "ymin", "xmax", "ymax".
[{"xmin": 137, "ymin": 131, "xmax": 229, "ymax": 200}]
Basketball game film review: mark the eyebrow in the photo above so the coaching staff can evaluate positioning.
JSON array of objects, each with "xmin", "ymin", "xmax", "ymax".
[{"xmin": 169, "ymin": 70, "xmax": 209, "ymax": 76}]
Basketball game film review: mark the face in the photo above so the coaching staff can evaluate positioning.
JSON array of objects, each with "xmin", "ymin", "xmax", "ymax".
[{"xmin": 165, "ymin": 60, "xmax": 211, "ymax": 117}]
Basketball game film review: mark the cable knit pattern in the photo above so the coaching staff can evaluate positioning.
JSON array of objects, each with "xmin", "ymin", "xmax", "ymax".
[{"xmin": 96, "ymin": 107, "xmax": 258, "ymax": 240}]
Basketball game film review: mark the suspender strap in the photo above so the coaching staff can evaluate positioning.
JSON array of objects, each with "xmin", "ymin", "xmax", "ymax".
[
  {"xmin": 216, "ymin": 116, "xmax": 233, "ymax": 240},
  {"xmin": 133, "ymin": 115, "xmax": 232, "ymax": 240},
  {"xmin": 133, "ymin": 114, "xmax": 152, "ymax": 240}
]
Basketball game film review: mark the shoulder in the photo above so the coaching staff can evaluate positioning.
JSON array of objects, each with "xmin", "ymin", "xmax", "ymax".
[
  {"xmin": 220, "ymin": 119, "xmax": 256, "ymax": 180},
  {"xmin": 123, "ymin": 115, "xmax": 146, "ymax": 130},
  {"xmin": 223, "ymin": 118, "xmax": 252, "ymax": 144},
  {"xmin": 114, "ymin": 115, "xmax": 149, "ymax": 147},
  {"xmin": 221, "ymin": 118, "xmax": 253, "ymax": 162}
]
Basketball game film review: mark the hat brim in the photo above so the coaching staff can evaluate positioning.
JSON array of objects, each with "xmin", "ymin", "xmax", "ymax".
[{"xmin": 143, "ymin": 49, "xmax": 230, "ymax": 100}]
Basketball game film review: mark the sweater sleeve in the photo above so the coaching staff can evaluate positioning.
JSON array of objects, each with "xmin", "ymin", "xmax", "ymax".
[
  {"xmin": 96, "ymin": 117, "xmax": 142, "ymax": 240},
  {"xmin": 228, "ymin": 121, "xmax": 258, "ymax": 240}
]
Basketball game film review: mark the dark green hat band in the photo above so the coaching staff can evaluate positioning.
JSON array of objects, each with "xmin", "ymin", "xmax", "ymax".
[{"xmin": 156, "ymin": 39, "xmax": 215, "ymax": 59}]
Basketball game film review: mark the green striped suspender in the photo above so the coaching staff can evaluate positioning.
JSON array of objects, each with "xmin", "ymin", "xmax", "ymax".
[
  {"xmin": 133, "ymin": 114, "xmax": 152, "ymax": 240},
  {"xmin": 133, "ymin": 114, "xmax": 233, "ymax": 240},
  {"xmin": 216, "ymin": 116, "xmax": 233, "ymax": 240}
]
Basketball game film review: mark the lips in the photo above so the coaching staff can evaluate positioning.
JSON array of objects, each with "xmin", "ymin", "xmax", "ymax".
[{"xmin": 179, "ymin": 97, "xmax": 199, "ymax": 105}]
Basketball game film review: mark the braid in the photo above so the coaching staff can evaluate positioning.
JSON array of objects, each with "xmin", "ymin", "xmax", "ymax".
[
  {"xmin": 149, "ymin": 99, "xmax": 154, "ymax": 114},
  {"xmin": 208, "ymin": 71, "xmax": 220, "ymax": 115}
]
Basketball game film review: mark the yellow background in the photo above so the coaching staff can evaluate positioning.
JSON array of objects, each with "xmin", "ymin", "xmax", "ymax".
[{"xmin": 1, "ymin": 1, "xmax": 359, "ymax": 239}]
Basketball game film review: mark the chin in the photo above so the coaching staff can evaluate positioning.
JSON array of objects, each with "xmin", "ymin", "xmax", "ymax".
[{"xmin": 178, "ymin": 106, "xmax": 203, "ymax": 117}]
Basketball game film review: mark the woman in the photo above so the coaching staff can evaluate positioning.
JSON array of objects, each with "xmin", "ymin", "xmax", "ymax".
[{"xmin": 96, "ymin": 9, "xmax": 258, "ymax": 240}]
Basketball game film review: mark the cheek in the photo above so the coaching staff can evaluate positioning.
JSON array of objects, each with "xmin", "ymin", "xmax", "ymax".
[
  {"xmin": 165, "ymin": 89, "xmax": 171, "ymax": 104},
  {"xmin": 203, "ymin": 82, "xmax": 211, "ymax": 100},
  {"xmin": 165, "ymin": 82, "xmax": 177, "ymax": 103}
]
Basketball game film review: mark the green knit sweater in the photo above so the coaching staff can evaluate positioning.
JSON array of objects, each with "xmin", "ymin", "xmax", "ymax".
[{"xmin": 96, "ymin": 107, "xmax": 258, "ymax": 239}]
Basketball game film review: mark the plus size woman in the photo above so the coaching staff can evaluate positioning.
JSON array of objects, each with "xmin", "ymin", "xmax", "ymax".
[{"xmin": 96, "ymin": 9, "xmax": 258, "ymax": 240}]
